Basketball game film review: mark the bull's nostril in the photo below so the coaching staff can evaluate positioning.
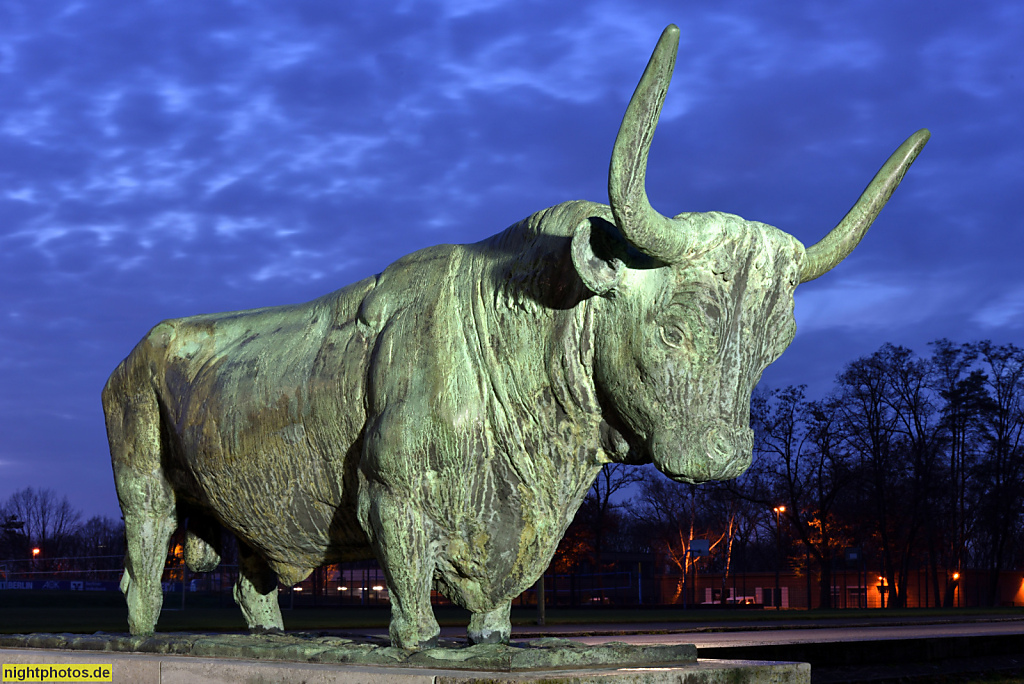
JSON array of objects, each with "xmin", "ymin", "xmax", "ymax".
[{"xmin": 705, "ymin": 427, "xmax": 733, "ymax": 462}]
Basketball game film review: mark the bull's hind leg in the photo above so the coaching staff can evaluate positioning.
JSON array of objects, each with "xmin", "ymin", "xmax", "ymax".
[
  {"xmin": 360, "ymin": 483, "xmax": 439, "ymax": 650},
  {"xmin": 233, "ymin": 543, "xmax": 283, "ymax": 632},
  {"xmin": 103, "ymin": 375, "xmax": 177, "ymax": 636}
]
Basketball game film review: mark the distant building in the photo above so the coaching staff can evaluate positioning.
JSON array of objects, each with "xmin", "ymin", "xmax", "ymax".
[{"xmin": 661, "ymin": 568, "xmax": 1024, "ymax": 609}]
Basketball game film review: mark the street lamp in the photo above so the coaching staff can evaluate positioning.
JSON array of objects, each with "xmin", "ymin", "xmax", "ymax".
[
  {"xmin": 30, "ymin": 548, "xmax": 41, "ymax": 579},
  {"xmin": 772, "ymin": 506, "xmax": 786, "ymax": 609}
]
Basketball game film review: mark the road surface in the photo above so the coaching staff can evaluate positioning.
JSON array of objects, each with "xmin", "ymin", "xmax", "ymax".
[{"xmin": 549, "ymin": 619, "xmax": 1024, "ymax": 648}]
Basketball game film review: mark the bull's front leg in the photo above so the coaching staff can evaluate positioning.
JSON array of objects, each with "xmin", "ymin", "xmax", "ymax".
[
  {"xmin": 468, "ymin": 603, "xmax": 512, "ymax": 645},
  {"xmin": 359, "ymin": 479, "xmax": 440, "ymax": 650}
]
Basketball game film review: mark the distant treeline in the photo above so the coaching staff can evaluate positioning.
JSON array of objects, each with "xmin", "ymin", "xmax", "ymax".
[
  {"xmin": 1, "ymin": 487, "xmax": 124, "ymax": 560},
  {"xmin": 555, "ymin": 339, "xmax": 1024, "ymax": 608}
]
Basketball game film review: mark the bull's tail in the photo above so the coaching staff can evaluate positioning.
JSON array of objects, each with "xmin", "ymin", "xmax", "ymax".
[{"xmin": 102, "ymin": 328, "xmax": 178, "ymax": 636}]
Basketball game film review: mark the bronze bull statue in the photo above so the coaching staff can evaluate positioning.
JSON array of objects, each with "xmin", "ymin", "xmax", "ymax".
[{"xmin": 103, "ymin": 25, "xmax": 928, "ymax": 648}]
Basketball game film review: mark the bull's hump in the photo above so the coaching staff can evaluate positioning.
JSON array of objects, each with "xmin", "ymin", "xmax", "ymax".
[{"xmin": 358, "ymin": 243, "xmax": 464, "ymax": 330}]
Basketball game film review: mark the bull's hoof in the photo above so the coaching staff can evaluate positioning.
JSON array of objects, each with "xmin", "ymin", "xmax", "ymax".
[
  {"xmin": 467, "ymin": 629, "xmax": 507, "ymax": 645},
  {"xmin": 249, "ymin": 626, "xmax": 284, "ymax": 636},
  {"xmin": 390, "ymin": 628, "xmax": 441, "ymax": 651},
  {"xmin": 391, "ymin": 634, "xmax": 440, "ymax": 651},
  {"xmin": 467, "ymin": 605, "xmax": 511, "ymax": 646}
]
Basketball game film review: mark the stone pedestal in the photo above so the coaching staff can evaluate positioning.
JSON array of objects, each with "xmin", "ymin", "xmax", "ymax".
[
  {"xmin": 1, "ymin": 649, "xmax": 808, "ymax": 684},
  {"xmin": 1, "ymin": 633, "xmax": 808, "ymax": 683}
]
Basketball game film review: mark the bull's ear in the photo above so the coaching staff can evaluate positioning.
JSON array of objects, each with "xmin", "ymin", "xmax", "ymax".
[{"xmin": 571, "ymin": 218, "xmax": 625, "ymax": 296}]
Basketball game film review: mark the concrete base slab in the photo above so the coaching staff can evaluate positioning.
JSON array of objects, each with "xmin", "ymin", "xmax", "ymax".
[{"xmin": 1, "ymin": 649, "xmax": 808, "ymax": 683}]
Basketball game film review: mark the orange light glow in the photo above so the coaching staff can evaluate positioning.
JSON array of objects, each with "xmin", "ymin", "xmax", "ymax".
[
  {"xmin": 952, "ymin": 572, "xmax": 960, "ymax": 581},
  {"xmin": 31, "ymin": 548, "xmax": 40, "ymax": 557}
]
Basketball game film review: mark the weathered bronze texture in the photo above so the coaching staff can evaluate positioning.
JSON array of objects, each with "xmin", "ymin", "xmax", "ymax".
[{"xmin": 102, "ymin": 24, "xmax": 928, "ymax": 649}]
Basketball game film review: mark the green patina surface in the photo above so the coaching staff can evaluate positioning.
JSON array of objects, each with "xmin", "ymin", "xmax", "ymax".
[{"xmin": 101, "ymin": 24, "xmax": 928, "ymax": 650}]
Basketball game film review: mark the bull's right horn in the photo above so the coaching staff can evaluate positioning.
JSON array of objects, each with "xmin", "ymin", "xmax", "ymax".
[
  {"xmin": 800, "ymin": 129, "xmax": 930, "ymax": 283},
  {"xmin": 608, "ymin": 24, "xmax": 688, "ymax": 263}
]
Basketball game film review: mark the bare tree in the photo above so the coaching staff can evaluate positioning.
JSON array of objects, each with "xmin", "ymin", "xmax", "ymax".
[
  {"xmin": 968, "ymin": 341, "xmax": 1024, "ymax": 604},
  {"xmin": 1, "ymin": 487, "xmax": 82, "ymax": 557},
  {"xmin": 929, "ymin": 339, "xmax": 988, "ymax": 606},
  {"xmin": 585, "ymin": 463, "xmax": 643, "ymax": 569},
  {"xmin": 631, "ymin": 468, "xmax": 732, "ymax": 604},
  {"xmin": 880, "ymin": 344, "xmax": 944, "ymax": 607},
  {"xmin": 75, "ymin": 516, "xmax": 126, "ymax": 557},
  {"xmin": 743, "ymin": 385, "xmax": 856, "ymax": 608},
  {"xmin": 837, "ymin": 345, "xmax": 924, "ymax": 607}
]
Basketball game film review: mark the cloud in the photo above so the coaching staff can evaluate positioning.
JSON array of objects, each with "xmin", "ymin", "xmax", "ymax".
[
  {"xmin": 2, "ymin": 1, "xmax": 1023, "ymax": 519},
  {"xmin": 972, "ymin": 288, "xmax": 1024, "ymax": 329},
  {"xmin": 794, "ymin": 275, "xmax": 947, "ymax": 335},
  {"xmin": 920, "ymin": 5, "xmax": 1024, "ymax": 100}
]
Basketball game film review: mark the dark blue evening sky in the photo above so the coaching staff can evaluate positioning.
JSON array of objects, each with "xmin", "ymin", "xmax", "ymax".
[{"xmin": 2, "ymin": 1, "xmax": 1022, "ymax": 519}]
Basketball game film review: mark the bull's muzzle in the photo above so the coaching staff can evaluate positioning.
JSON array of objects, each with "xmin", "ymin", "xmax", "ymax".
[{"xmin": 652, "ymin": 423, "xmax": 754, "ymax": 484}]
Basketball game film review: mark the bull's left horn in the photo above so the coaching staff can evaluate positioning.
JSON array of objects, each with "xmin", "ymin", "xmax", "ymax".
[
  {"xmin": 800, "ymin": 129, "xmax": 930, "ymax": 283},
  {"xmin": 608, "ymin": 24, "xmax": 687, "ymax": 263}
]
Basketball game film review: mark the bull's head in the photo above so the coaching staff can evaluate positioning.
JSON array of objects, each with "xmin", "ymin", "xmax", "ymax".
[{"xmin": 571, "ymin": 25, "xmax": 929, "ymax": 483}]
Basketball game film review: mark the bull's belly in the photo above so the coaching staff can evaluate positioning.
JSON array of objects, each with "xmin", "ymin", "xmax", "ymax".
[{"xmin": 172, "ymin": 427, "xmax": 369, "ymax": 572}]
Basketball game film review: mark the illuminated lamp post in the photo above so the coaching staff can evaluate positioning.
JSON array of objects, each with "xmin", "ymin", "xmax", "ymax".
[
  {"xmin": 772, "ymin": 506, "xmax": 786, "ymax": 609},
  {"xmin": 30, "ymin": 547, "xmax": 41, "ymax": 583}
]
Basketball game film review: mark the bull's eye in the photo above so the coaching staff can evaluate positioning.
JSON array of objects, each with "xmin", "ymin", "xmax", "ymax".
[{"xmin": 659, "ymin": 324, "xmax": 685, "ymax": 348}]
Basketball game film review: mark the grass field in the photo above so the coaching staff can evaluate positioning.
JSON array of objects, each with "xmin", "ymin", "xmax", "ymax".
[{"xmin": 2, "ymin": 591, "xmax": 1023, "ymax": 635}]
